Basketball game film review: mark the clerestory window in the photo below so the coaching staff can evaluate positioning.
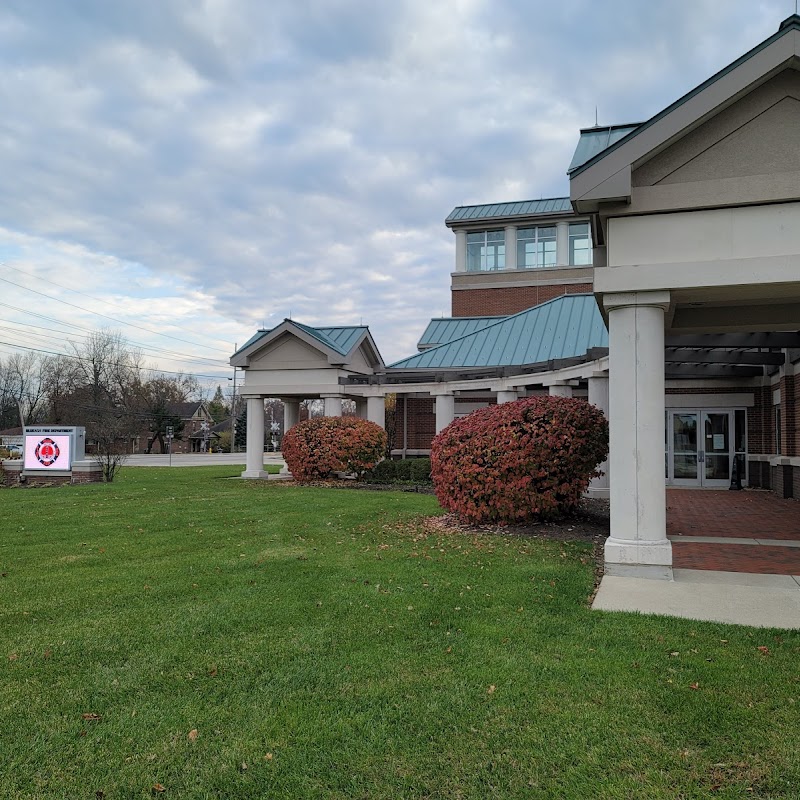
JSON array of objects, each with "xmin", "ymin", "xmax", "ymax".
[
  {"xmin": 517, "ymin": 226, "xmax": 556, "ymax": 269},
  {"xmin": 569, "ymin": 222, "xmax": 592, "ymax": 265},
  {"xmin": 466, "ymin": 230, "xmax": 505, "ymax": 271}
]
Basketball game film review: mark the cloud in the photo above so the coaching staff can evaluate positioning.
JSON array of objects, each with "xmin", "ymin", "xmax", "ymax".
[{"xmin": 0, "ymin": 0, "xmax": 791, "ymax": 372}]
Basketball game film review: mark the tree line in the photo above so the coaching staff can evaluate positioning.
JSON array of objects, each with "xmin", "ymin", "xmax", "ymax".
[{"xmin": 0, "ymin": 330, "xmax": 228, "ymax": 460}]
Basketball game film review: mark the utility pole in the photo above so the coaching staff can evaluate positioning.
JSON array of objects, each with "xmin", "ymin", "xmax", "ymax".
[{"xmin": 230, "ymin": 346, "xmax": 237, "ymax": 454}]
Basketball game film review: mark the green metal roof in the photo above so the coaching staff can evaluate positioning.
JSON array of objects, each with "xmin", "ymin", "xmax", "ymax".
[
  {"xmin": 388, "ymin": 294, "xmax": 607, "ymax": 371},
  {"xmin": 418, "ymin": 316, "xmax": 507, "ymax": 350},
  {"xmin": 446, "ymin": 197, "xmax": 572, "ymax": 224},
  {"xmin": 569, "ymin": 15, "xmax": 800, "ymax": 178},
  {"xmin": 234, "ymin": 321, "xmax": 366, "ymax": 358},
  {"xmin": 567, "ymin": 124, "xmax": 643, "ymax": 174}
]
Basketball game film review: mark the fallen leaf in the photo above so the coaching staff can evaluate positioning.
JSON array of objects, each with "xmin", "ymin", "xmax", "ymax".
[
  {"xmin": 757, "ymin": 646, "xmax": 770, "ymax": 655},
  {"xmin": 264, "ymin": 753, "xmax": 273, "ymax": 761},
  {"xmin": 8, "ymin": 653, "xmax": 18, "ymax": 662},
  {"xmin": 689, "ymin": 683, "xmax": 700, "ymax": 690},
  {"xmin": 152, "ymin": 784, "xmax": 166, "ymax": 794},
  {"xmin": 188, "ymin": 729, "xmax": 198, "ymax": 742},
  {"xmin": 81, "ymin": 712, "xmax": 102, "ymax": 722},
  {"xmin": 208, "ymin": 666, "xmax": 218, "ymax": 677},
  {"xmin": 487, "ymin": 684, "xmax": 496, "ymax": 695},
  {"xmin": 239, "ymin": 762, "xmax": 248, "ymax": 772},
  {"xmin": 43, "ymin": 649, "xmax": 52, "ymax": 659},
  {"xmin": 670, "ymin": 651, "xmax": 680, "ymax": 657}
]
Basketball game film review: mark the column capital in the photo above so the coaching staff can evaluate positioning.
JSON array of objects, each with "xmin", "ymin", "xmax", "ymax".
[
  {"xmin": 603, "ymin": 290, "xmax": 670, "ymax": 312},
  {"xmin": 320, "ymin": 393, "xmax": 345, "ymax": 400}
]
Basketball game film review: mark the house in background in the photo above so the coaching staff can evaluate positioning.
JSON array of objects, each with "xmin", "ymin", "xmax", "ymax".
[{"xmin": 232, "ymin": 15, "xmax": 800, "ymax": 581}]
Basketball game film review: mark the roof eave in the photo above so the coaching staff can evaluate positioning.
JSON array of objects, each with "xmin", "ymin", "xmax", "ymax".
[{"xmin": 570, "ymin": 21, "xmax": 800, "ymax": 204}]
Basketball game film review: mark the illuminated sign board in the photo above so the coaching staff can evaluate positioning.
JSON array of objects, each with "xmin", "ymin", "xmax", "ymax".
[{"xmin": 23, "ymin": 431, "xmax": 74, "ymax": 471}]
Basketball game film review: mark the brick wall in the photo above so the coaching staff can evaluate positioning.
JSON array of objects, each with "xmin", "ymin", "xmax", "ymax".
[
  {"xmin": 780, "ymin": 374, "xmax": 798, "ymax": 457},
  {"xmin": 394, "ymin": 397, "xmax": 435, "ymax": 451},
  {"xmin": 452, "ymin": 283, "xmax": 593, "ymax": 317}
]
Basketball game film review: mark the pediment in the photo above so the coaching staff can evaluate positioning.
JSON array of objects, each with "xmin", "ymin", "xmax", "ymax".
[
  {"xmin": 248, "ymin": 333, "xmax": 330, "ymax": 369},
  {"xmin": 634, "ymin": 71, "xmax": 800, "ymax": 187}
]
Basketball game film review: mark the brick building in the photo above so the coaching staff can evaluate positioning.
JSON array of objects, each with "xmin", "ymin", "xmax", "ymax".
[{"xmin": 233, "ymin": 16, "xmax": 800, "ymax": 581}]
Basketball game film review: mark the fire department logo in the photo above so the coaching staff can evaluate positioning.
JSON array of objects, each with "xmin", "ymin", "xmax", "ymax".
[{"xmin": 35, "ymin": 437, "xmax": 60, "ymax": 467}]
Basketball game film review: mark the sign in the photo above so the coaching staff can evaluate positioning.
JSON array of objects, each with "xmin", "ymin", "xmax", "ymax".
[{"xmin": 23, "ymin": 433, "xmax": 72, "ymax": 471}]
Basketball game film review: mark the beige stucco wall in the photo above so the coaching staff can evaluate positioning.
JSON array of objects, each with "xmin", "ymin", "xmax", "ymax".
[{"xmin": 607, "ymin": 202, "xmax": 800, "ymax": 268}]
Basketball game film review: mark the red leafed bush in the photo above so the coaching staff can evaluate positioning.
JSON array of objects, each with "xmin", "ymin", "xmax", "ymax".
[
  {"xmin": 430, "ymin": 396, "xmax": 608, "ymax": 524},
  {"xmin": 282, "ymin": 416, "xmax": 387, "ymax": 481}
]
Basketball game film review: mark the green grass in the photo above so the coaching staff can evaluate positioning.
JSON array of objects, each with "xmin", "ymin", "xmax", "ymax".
[{"xmin": 1, "ymin": 466, "xmax": 799, "ymax": 799}]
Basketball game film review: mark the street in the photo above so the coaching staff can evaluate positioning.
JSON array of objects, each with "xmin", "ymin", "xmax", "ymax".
[{"xmin": 124, "ymin": 452, "xmax": 286, "ymax": 468}]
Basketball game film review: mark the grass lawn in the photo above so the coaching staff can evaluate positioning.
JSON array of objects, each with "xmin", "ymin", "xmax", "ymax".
[{"xmin": 1, "ymin": 466, "xmax": 799, "ymax": 799}]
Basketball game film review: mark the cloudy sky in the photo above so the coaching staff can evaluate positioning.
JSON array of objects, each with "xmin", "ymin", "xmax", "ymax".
[{"xmin": 0, "ymin": 0, "xmax": 791, "ymax": 386}]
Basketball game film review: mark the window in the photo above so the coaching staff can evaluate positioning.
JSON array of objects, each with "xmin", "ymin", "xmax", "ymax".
[
  {"xmin": 517, "ymin": 226, "xmax": 556, "ymax": 269},
  {"xmin": 466, "ymin": 230, "xmax": 505, "ymax": 271},
  {"xmin": 569, "ymin": 222, "xmax": 591, "ymax": 265}
]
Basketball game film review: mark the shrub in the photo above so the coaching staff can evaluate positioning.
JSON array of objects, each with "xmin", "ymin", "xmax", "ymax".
[
  {"xmin": 430, "ymin": 396, "xmax": 608, "ymax": 524},
  {"xmin": 282, "ymin": 417, "xmax": 386, "ymax": 481},
  {"xmin": 363, "ymin": 457, "xmax": 432, "ymax": 484}
]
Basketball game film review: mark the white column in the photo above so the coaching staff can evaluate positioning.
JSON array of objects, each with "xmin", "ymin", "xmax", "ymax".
[
  {"xmin": 322, "ymin": 395, "xmax": 343, "ymax": 417},
  {"xmin": 504, "ymin": 225, "xmax": 517, "ymax": 271},
  {"xmin": 435, "ymin": 394, "xmax": 455, "ymax": 433},
  {"xmin": 604, "ymin": 291, "xmax": 671, "ymax": 578},
  {"xmin": 241, "ymin": 397, "xmax": 268, "ymax": 479},
  {"xmin": 367, "ymin": 396, "xmax": 385, "ymax": 429},
  {"xmin": 283, "ymin": 399, "xmax": 300, "ymax": 432},
  {"xmin": 587, "ymin": 375, "xmax": 610, "ymax": 497},
  {"xmin": 497, "ymin": 390, "xmax": 518, "ymax": 404},
  {"xmin": 549, "ymin": 383, "xmax": 573, "ymax": 397},
  {"xmin": 455, "ymin": 230, "xmax": 467, "ymax": 272},
  {"xmin": 556, "ymin": 220, "xmax": 570, "ymax": 266},
  {"xmin": 355, "ymin": 398, "xmax": 367, "ymax": 419}
]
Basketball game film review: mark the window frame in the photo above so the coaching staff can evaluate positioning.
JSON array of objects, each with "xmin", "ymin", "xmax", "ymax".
[
  {"xmin": 516, "ymin": 226, "xmax": 557, "ymax": 270},
  {"xmin": 568, "ymin": 221, "xmax": 592, "ymax": 266},
  {"xmin": 466, "ymin": 230, "xmax": 505, "ymax": 272}
]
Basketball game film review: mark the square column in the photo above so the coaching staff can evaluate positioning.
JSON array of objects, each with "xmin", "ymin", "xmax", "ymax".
[
  {"xmin": 587, "ymin": 374, "xmax": 609, "ymax": 497},
  {"xmin": 322, "ymin": 395, "xmax": 343, "ymax": 417},
  {"xmin": 455, "ymin": 230, "xmax": 467, "ymax": 272},
  {"xmin": 556, "ymin": 220, "xmax": 570, "ymax": 266},
  {"xmin": 497, "ymin": 390, "xmax": 518, "ymax": 404},
  {"xmin": 604, "ymin": 291, "xmax": 671, "ymax": 578},
  {"xmin": 283, "ymin": 399, "xmax": 300, "ymax": 432},
  {"xmin": 434, "ymin": 394, "xmax": 455, "ymax": 433},
  {"xmin": 504, "ymin": 226, "xmax": 517, "ymax": 271},
  {"xmin": 241, "ymin": 397, "xmax": 268, "ymax": 479},
  {"xmin": 367, "ymin": 396, "xmax": 386, "ymax": 429},
  {"xmin": 548, "ymin": 383, "xmax": 573, "ymax": 398},
  {"xmin": 355, "ymin": 398, "xmax": 368, "ymax": 419}
]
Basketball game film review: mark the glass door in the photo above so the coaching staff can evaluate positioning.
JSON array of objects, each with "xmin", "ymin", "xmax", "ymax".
[
  {"xmin": 671, "ymin": 411, "xmax": 700, "ymax": 485},
  {"xmin": 701, "ymin": 411, "xmax": 732, "ymax": 487},
  {"xmin": 666, "ymin": 408, "xmax": 747, "ymax": 487}
]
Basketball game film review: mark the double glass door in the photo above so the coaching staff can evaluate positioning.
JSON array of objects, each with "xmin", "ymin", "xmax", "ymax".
[{"xmin": 667, "ymin": 409, "xmax": 747, "ymax": 487}]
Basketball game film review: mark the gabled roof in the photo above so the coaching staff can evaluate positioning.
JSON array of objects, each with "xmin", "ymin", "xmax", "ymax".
[
  {"xmin": 567, "ymin": 123, "xmax": 643, "ymax": 174},
  {"xmin": 417, "ymin": 315, "xmax": 507, "ymax": 350},
  {"xmin": 290, "ymin": 321, "xmax": 368, "ymax": 356},
  {"xmin": 166, "ymin": 401, "xmax": 207, "ymax": 419},
  {"xmin": 231, "ymin": 319, "xmax": 383, "ymax": 370},
  {"xmin": 446, "ymin": 197, "xmax": 573, "ymax": 225},
  {"xmin": 570, "ymin": 15, "xmax": 800, "ymax": 207},
  {"xmin": 388, "ymin": 294, "xmax": 607, "ymax": 371}
]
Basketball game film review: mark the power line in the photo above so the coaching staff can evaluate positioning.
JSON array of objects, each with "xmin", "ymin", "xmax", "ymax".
[
  {"xmin": 0, "ymin": 339, "xmax": 232, "ymax": 381},
  {"xmin": 0, "ymin": 318, "xmax": 230, "ymax": 369},
  {"xmin": 0, "ymin": 272, "xmax": 230, "ymax": 354},
  {"xmin": 0, "ymin": 262, "xmax": 235, "ymax": 352}
]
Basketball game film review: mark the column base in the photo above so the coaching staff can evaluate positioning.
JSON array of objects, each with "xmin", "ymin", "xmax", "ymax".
[
  {"xmin": 604, "ymin": 536, "xmax": 673, "ymax": 580},
  {"xmin": 240, "ymin": 469, "xmax": 270, "ymax": 480}
]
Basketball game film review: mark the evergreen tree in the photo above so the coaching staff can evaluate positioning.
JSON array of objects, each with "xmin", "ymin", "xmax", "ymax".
[
  {"xmin": 208, "ymin": 384, "xmax": 229, "ymax": 423},
  {"xmin": 234, "ymin": 404, "xmax": 247, "ymax": 449}
]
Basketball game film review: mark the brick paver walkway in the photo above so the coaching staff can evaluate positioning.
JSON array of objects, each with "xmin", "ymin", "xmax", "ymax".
[{"xmin": 668, "ymin": 489, "xmax": 800, "ymax": 574}]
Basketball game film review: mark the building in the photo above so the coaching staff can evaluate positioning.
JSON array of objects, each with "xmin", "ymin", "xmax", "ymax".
[{"xmin": 232, "ymin": 15, "xmax": 800, "ymax": 580}]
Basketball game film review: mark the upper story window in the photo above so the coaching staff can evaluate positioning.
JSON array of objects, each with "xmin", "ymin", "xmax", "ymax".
[
  {"xmin": 569, "ymin": 222, "xmax": 591, "ymax": 265},
  {"xmin": 466, "ymin": 230, "xmax": 505, "ymax": 271},
  {"xmin": 517, "ymin": 226, "xmax": 556, "ymax": 268}
]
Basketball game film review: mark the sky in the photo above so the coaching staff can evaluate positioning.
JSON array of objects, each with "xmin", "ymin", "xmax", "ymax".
[{"xmin": 0, "ymin": 0, "xmax": 792, "ymax": 389}]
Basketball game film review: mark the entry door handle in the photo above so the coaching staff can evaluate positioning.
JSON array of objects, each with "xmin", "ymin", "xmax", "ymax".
[{"xmin": 698, "ymin": 451, "xmax": 705, "ymax": 463}]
